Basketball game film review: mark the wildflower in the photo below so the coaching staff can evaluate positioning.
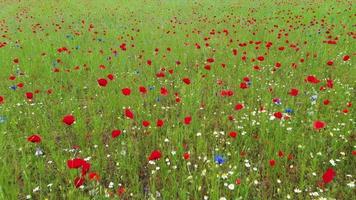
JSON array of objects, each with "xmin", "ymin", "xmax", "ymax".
[{"xmin": 214, "ymin": 155, "xmax": 225, "ymax": 164}]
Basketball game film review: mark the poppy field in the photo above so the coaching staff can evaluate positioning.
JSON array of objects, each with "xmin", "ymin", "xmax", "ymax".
[{"xmin": 0, "ymin": 0, "xmax": 355, "ymax": 199}]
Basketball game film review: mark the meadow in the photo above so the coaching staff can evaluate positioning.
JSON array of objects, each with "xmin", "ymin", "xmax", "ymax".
[{"xmin": 0, "ymin": 0, "xmax": 355, "ymax": 199}]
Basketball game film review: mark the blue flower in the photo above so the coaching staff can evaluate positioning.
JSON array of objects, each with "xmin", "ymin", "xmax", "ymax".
[
  {"xmin": 149, "ymin": 86, "xmax": 155, "ymax": 91},
  {"xmin": 285, "ymin": 108, "xmax": 293, "ymax": 114},
  {"xmin": 10, "ymin": 85, "xmax": 17, "ymax": 91},
  {"xmin": 214, "ymin": 155, "xmax": 225, "ymax": 164}
]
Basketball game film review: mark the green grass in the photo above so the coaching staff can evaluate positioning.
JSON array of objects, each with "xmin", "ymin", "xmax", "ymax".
[{"xmin": 0, "ymin": 0, "xmax": 355, "ymax": 199}]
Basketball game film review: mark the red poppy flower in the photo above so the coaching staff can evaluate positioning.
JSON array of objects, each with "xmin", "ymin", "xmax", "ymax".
[
  {"xmin": 289, "ymin": 88, "xmax": 299, "ymax": 96},
  {"xmin": 326, "ymin": 79, "xmax": 333, "ymax": 88},
  {"xmin": 183, "ymin": 152, "xmax": 190, "ymax": 160},
  {"xmin": 322, "ymin": 168, "xmax": 336, "ymax": 184},
  {"xmin": 81, "ymin": 161, "xmax": 91, "ymax": 175},
  {"xmin": 220, "ymin": 90, "xmax": 234, "ymax": 97},
  {"xmin": 27, "ymin": 134, "xmax": 41, "ymax": 143},
  {"xmin": 323, "ymin": 99, "xmax": 330, "ymax": 105},
  {"xmin": 156, "ymin": 71, "xmax": 165, "ymax": 78},
  {"xmin": 97, "ymin": 78, "xmax": 108, "ymax": 87},
  {"xmin": 313, "ymin": 120, "xmax": 326, "ymax": 130},
  {"xmin": 142, "ymin": 120, "xmax": 150, "ymax": 127},
  {"xmin": 17, "ymin": 83, "xmax": 24, "ymax": 88},
  {"xmin": 111, "ymin": 129, "xmax": 122, "ymax": 138},
  {"xmin": 184, "ymin": 116, "xmax": 192, "ymax": 125},
  {"xmin": 139, "ymin": 86, "xmax": 147, "ymax": 94},
  {"xmin": 243, "ymin": 77, "xmax": 250, "ymax": 82},
  {"xmin": 232, "ymin": 49, "xmax": 238, "ymax": 55},
  {"xmin": 9, "ymin": 75, "xmax": 16, "ymax": 80},
  {"xmin": 124, "ymin": 108, "xmax": 134, "ymax": 119},
  {"xmin": 235, "ymin": 179, "xmax": 241, "ymax": 185},
  {"xmin": 117, "ymin": 186, "xmax": 126, "ymax": 196},
  {"xmin": 257, "ymin": 56, "xmax": 264, "ymax": 61},
  {"xmin": 229, "ymin": 131, "xmax": 237, "ymax": 138},
  {"xmin": 305, "ymin": 75, "xmax": 320, "ymax": 84},
  {"xmin": 206, "ymin": 58, "xmax": 214, "ymax": 63},
  {"xmin": 269, "ymin": 159, "xmax": 276, "ymax": 167},
  {"xmin": 89, "ymin": 172, "xmax": 100, "ymax": 181},
  {"xmin": 67, "ymin": 158, "xmax": 86, "ymax": 169},
  {"xmin": 203, "ymin": 64, "xmax": 211, "ymax": 70},
  {"xmin": 182, "ymin": 78, "xmax": 191, "ymax": 85},
  {"xmin": 240, "ymin": 82, "xmax": 248, "ymax": 89},
  {"xmin": 0, "ymin": 96, "xmax": 4, "ymax": 104},
  {"xmin": 160, "ymin": 87, "xmax": 168, "ymax": 96},
  {"xmin": 235, "ymin": 103, "xmax": 244, "ymax": 110},
  {"xmin": 74, "ymin": 176, "xmax": 85, "ymax": 188},
  {"xmin": 107, "ymin": 74, "xmax": 115, "ymax": 80},
  {"xmin": 122, "ymin": 88, "xmax": 131, "ymax": 96},
  {"xmin": 274, "ymin": 112, "xmax": 283, "ymax": 119},
  {"xmin": 278, "ymin": 150, "xmax": 284, "ymax": 157},
  {"xmin": 26, "ymin": 92, "xmax": 33, "ymax": 100},
  {"xmin": 148, "ymin": 150, "xmax": 162, "ymax": 161},
  {"xmin": 62, "ymin": 114, "xmax": 75, "ymax": 125},
  {"xmin": 120, "ymin": 43, "xmax": 126, "ymax": 51},
  {"xmin": 156, "ymin": 119, "xmax": 164, "ymax": 127},
  {"xmin": 343, "ymin": 55, "xmax": 350, "ymax": 61}
]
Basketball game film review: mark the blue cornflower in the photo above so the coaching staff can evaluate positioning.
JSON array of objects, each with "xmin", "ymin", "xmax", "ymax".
[
  {"xmin": 214, "ymin": 155, "xmax": 225, "ymax": 165},
  {"xmin": 285, "ymin": 108, "xmax": 293, "ymax": 114}
]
